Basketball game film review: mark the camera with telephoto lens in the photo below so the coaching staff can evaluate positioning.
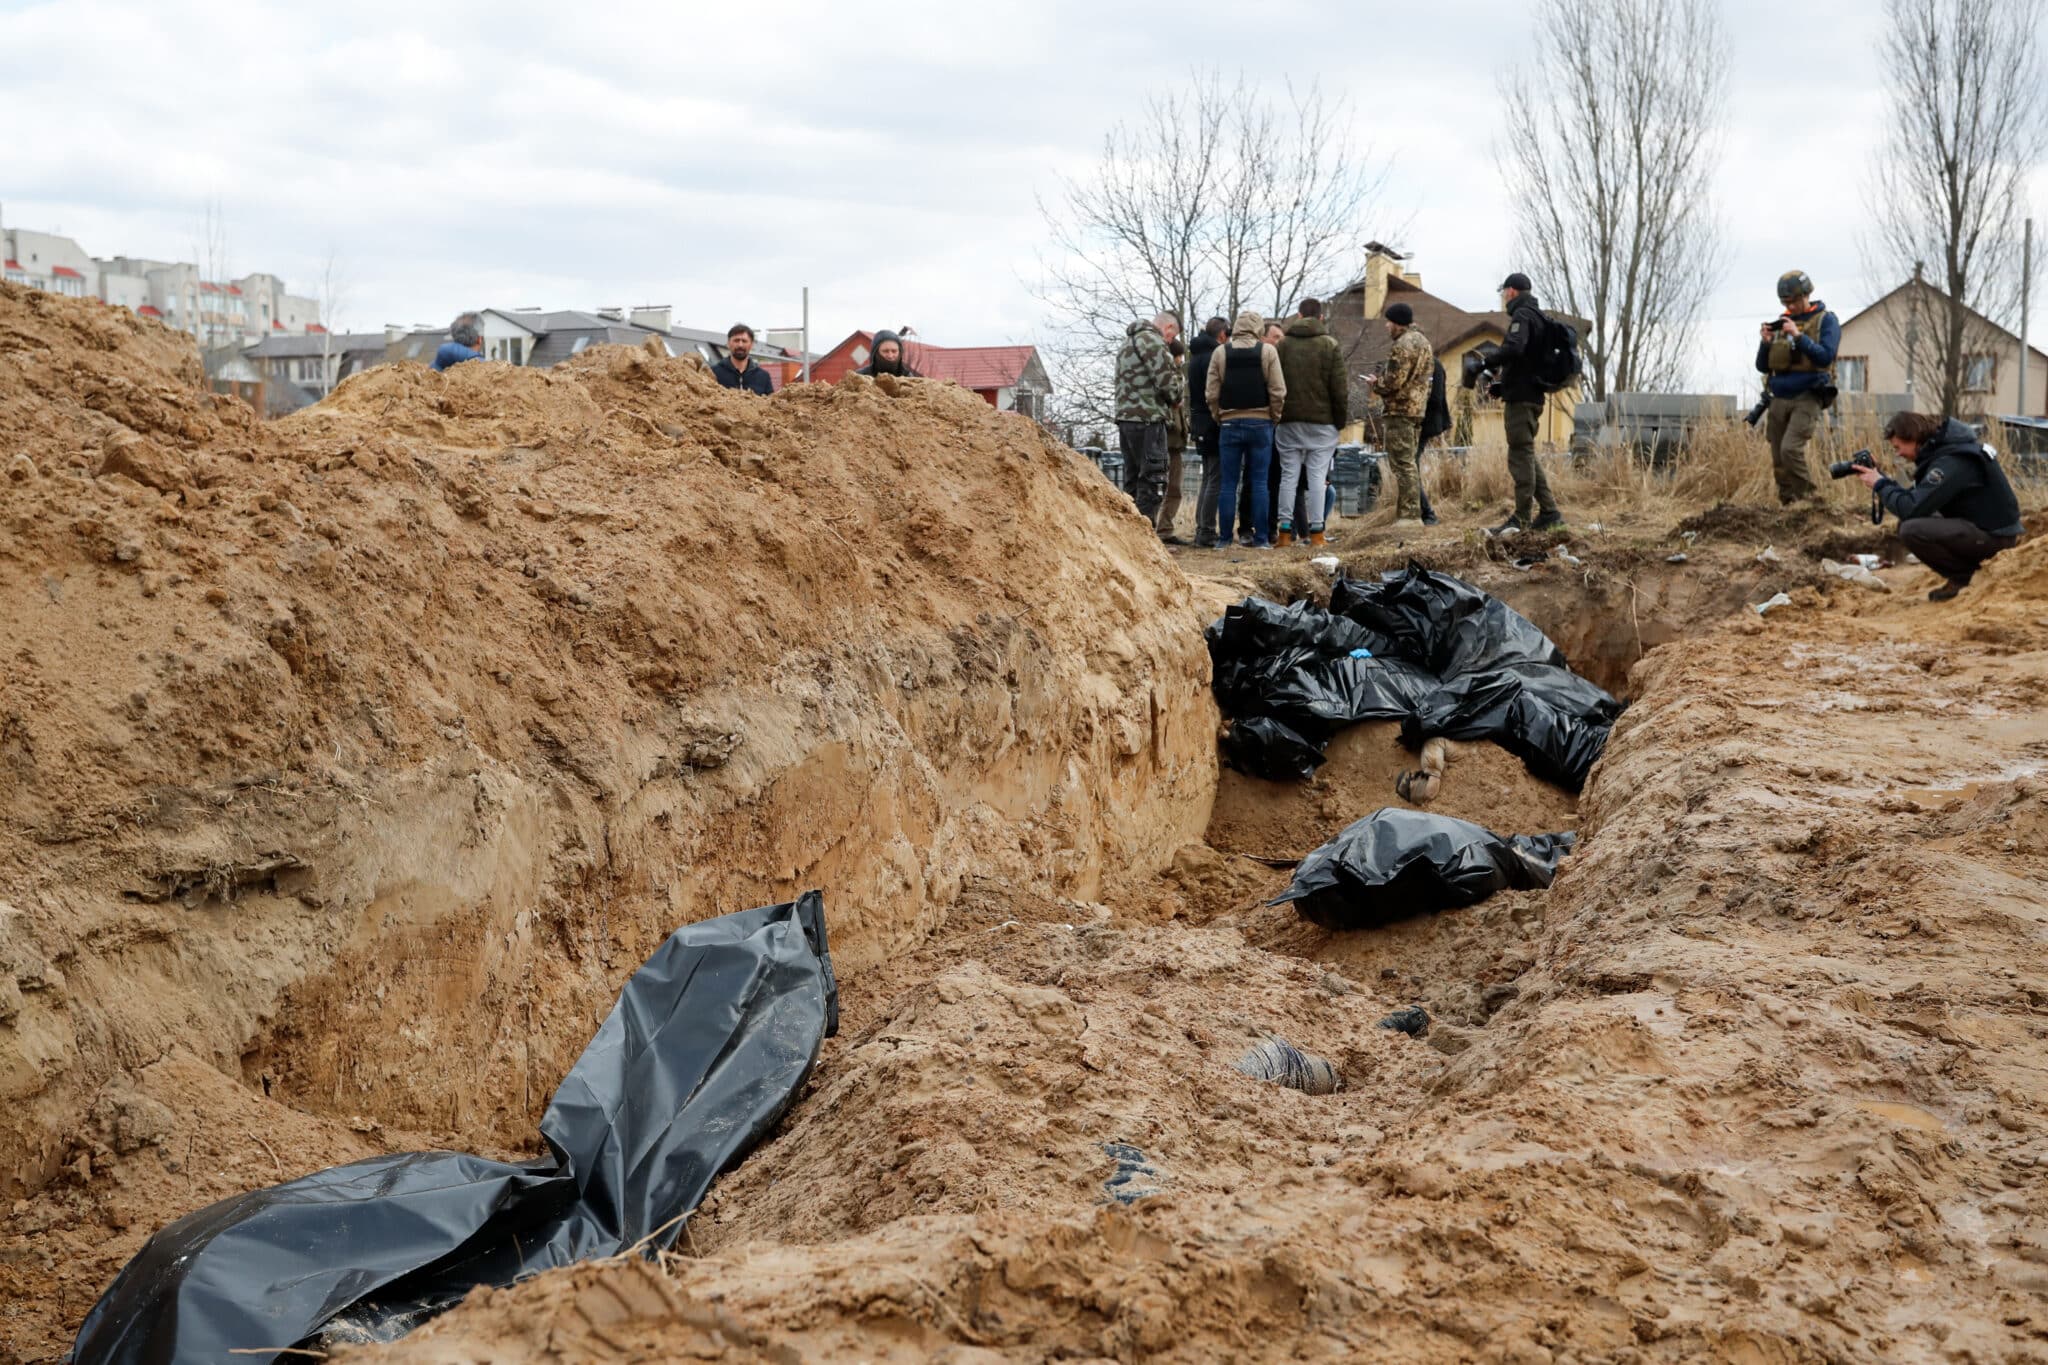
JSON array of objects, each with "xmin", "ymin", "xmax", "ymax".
[
  {"xmin": 1459, "ymin": 342, "xmax": 1502, "ymax": 390},
  {"xmin": 1744, "ymin": 396, "xmax": 1769, "ymax": 427},
  {"xmin": 1829, "ymin": 449, "xmax": 1875, "ymax": 479}
]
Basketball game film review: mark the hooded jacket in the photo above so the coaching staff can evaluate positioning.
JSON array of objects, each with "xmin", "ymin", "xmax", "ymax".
[
  {"xmin": 856, "ymin": 329, "xmax": 921, "ymax": 378},
  {"xmin": 1114, "ymin": 320, "xmax": 1180, "ymax": 424},
  {"xmin": 1875, "ymin": 418, "xmax": 2025, "ymax": 537},
  {"xmin": 1186, "ymin": 330, "xmax": 1223, "ymax": 438},
  {"xmin": 1277, "ymin": 316, "xmax": 1348, "ymax": 427},
  {"xmin": 1205, "ymin": 311, "xmax": 1287, "ymax": 424},
  {"xmin": 1490, "ymin": 291, "xmax": 1551, "ymax": 405}
]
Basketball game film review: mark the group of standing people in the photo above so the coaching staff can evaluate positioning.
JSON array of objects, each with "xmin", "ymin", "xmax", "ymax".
[{"xmin": 1113, "ymin": 295, "xmax": 1455, "ymax": 549}]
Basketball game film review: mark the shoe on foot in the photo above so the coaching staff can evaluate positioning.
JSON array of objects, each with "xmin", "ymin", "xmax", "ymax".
[
  {"xmin": 1530, "ymin": 512, "xmax": 1567, "ymax": 532},
  {"xmin": 1421, "ymin": 511, "xmax": 1440, "ymax": 526},
  {"xmin": 1237, "ymin": 534, "xmax": 1258, "ymax": 548},
  {"xmin": 1308, "ymin": 529, "xmax": 1327, "ymax": 547},
  {"xmin": 1250, "ymin": 539, "xmax": 1274, "ymax": 550},
  {"xmin": 1158, "ymin": 532, "xmax": 1187, "ymax": 546},
  {"xmin": 1928, "ymin": 579, "xmax": 1969, "ymax": 602},
  {"xmin": 1489, "ymin": 514, "xmax": 1526, "ymax": 536},
  {"xmin": 1276, "ymin": 527, "xmax": 1295, "ymax": 548}
]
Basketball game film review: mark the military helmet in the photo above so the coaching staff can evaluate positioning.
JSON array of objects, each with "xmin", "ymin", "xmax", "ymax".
[{"xmin": 1776, "ymin": 270, "xmax": 1814, "ymax": 302}]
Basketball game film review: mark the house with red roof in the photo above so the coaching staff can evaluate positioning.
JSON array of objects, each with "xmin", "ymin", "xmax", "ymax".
[{"xmin": 809, "ymin": 330, "xmax": 1050, "ymax": 417}]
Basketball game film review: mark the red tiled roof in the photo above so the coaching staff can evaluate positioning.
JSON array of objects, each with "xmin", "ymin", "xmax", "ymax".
[
  {"xmin": 200, "ymin": 282, "xmax": 221, "ymax": 293},
  {"xmin": 226, "ymin": 285, "xmax": 242, "ymax": 295},
  {"xmin": 273, "ymin": 319, "xmax": 284, "ymax": 329},
  {"xmin": 138, "ymin": 305, "xmax": 163, "ymax": 317},
  {"xmin": 305, "ymin": 323, "xmax": 327, "ymax": 334},
  {"xmin": 51, "ymin": 265, "xmax": 85, "ymax": 279},
  {"xmin": 903, "ymin": 343, "xmax": 1038, "ymax": 391},
  {"xmin": 5, "ymin": 260, "xmax": 23, "ymax": 271}
]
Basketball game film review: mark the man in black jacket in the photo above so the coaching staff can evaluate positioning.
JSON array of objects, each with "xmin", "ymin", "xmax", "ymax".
[
  {"xmin": 1488, "ymin": 272, "xmax": 1565, "ymax": 533},
  {"xmin": 1852, "ymin": 411, "xmax": 2025, "ymax": 601},
  {"xmin": 711, "ymin": 324, "xmax": 774, "ymax": 395},
  {"xmin": 1187, "ymin": 317, "xmax": 1228, "ymax": 547}
]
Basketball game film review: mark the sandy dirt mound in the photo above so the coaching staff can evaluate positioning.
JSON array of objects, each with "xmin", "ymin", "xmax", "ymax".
[
  {"xmin": 11, "ymin": 278, "xmax": 2048, "ymax": 1363},
  {"xmin": 0, "ymin": 281, "xmax": 1218, "ymax": 1349},
  {"xmin": 326, "ymin": 531, "xmax": 2048, "ymax": 1363}
]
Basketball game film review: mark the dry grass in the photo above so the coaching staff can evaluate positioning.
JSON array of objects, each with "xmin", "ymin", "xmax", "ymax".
[{"xmin": 1421, "ymin": 415, "xmax": 2048, "ymax": 522}]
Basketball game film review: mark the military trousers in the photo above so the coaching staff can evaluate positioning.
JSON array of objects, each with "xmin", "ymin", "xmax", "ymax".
[
  {"xmin": 1504, "ymin": 401, "xmax": 1559, "ymax": 522},
  {"xmin": 1116, "ymin": 420, "xmax": 1170, "ymax": 522},
  {"xmin": 1765, "ymin": 393, "xmax": 1823, "ymax": 504},
  {"xmin": 1382, "ymin": 414, "xmax": 1423, "ymax": 519}
]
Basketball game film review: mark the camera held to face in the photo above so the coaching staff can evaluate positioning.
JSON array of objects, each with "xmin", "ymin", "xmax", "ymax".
[{"xmin": 1829, "ymin": 448, "xmax": 1876, "ymax": 479}]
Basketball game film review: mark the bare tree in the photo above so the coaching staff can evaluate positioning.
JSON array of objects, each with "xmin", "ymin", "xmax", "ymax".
[
  {"xmin": 1036, "ymin": 70, "xmax": 1389, "ymax": 430},
  {"xmin": 1865, "ymin": 0, "xmax": 2045, "ymax": 417},
  {"xmin": 192, "ymin": 195, "xmax": 235, "ymax": 377},
  {"xmin": 316, "ymin": 247, "xmax": 349, "ymax": 397},
  {"xmin": 1497, "ymin": 0, "xmax": 1729, "ymax": 399}
]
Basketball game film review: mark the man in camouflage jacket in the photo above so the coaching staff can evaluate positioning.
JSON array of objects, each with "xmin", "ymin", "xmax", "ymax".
[
  {"xmin": 1370, "ymin": 302, "xmax": 1432, "ymax": 523},
  {"xmin": 1114, "ymin": 313, "xmax": 1181, "ymax": 524}
]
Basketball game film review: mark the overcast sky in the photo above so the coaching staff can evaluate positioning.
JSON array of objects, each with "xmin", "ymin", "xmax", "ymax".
[{"xmin": 4, "ymin": 0, "xmax": 2043, "ymax": 395}]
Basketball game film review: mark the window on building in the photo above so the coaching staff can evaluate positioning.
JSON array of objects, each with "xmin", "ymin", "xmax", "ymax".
[
  {"xmin": 571, "ymin": 336, "xmax": 590, "ymax": 354},
  {"xmin": 851, "ymin": 344, "xmax": 870, "ymax": 366},
  {"xmin": 1964, "ymin": 354, "xmax": 1996, "ymax": 392},
  {"xmin": 1837, "ymin": 357, "xmax": 1868, "ymax": 393}
]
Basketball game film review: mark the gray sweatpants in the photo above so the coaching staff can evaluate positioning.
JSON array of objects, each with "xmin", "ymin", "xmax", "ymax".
[{"xmin": 1275, "ymin": 421, "xmax": 1338, "ymax": 532}]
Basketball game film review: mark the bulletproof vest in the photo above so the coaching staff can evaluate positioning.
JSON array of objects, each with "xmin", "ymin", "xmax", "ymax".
[
  {"xmin": 1218, "ymin": 342, "xmax": 1270, "ymax": 410},
  {"xmin": 1767, "ymin": 307, "xmax": 1833, "ymax": 382}
]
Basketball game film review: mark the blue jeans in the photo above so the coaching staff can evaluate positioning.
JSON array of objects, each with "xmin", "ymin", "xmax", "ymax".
[{"xmin": 1217, "ymin": 420, "xmax": 1274, "ymax": 545}]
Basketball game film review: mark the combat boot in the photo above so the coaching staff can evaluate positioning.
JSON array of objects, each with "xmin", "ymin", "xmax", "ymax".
[
  {"xmin": 1308, "ymin": 529, "xmax": 1327, "ymax": 547},
  {"xmin": 1276, "ymin": 527, "xmax": 1294, "ymax": 548}
]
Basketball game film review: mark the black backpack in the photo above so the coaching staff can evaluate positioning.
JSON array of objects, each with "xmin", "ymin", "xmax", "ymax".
[{"xmin": 1533, "ymin": 315, "xmax": 1582, "ymax": 393}]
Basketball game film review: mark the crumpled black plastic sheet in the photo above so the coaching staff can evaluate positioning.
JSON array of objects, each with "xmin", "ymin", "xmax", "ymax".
[
  {"xmin": 73, "ymin": 892, "xmax": 839, "ymax": 1365},
  {"xmin": 1273, "ymin": 807, "xmax": 1576, "ymax": 929},
  {"xmin": 1208, "ymin": 564, "xmax": 1621, "ymax": 789}
]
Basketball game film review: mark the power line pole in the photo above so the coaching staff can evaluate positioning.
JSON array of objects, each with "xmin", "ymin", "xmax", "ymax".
[
  {"xmin": 1906, "ymin": 259, "xmax": 1923, "ymax": 405},
  {"xmin": 2021, "ymin": 218, "xmax": 2034, "ymax": 417},
  {"xmin": 801, "ymin": 286, "xmax": 811, "ymax": 384}
]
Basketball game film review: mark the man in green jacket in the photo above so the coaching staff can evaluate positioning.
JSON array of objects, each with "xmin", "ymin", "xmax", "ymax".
[
  {"xmin": 1273, "ymin": 299, "xmax": 1347, "ymax": 547},
  {"xmin": 1114, "ymin": 313, "xmax": 1181, "ymax": 525}
]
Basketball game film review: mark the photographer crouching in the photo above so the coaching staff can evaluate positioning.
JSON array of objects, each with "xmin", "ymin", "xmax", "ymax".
[{"xmin": 1847, "ymin": 411, "xmax": 2025, "ymax": 602}]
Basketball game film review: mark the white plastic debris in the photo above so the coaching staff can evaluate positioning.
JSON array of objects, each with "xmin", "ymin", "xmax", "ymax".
[
  {"xmin": 1821, "ymin": 558, "xmax": 1891, "ymax": 592},
  {"xmin": 1755, "ymin": 545, "xmax": 1783, "ymax": 565},
  {"xmin": 1752, "ymin": 591, "xmax": 1793, "ymax": 616},
  {"xmin": 1552, "ymin": 546, "xmax": 1583, "ymax": 566},
  {"xmin": 1310, "ymin": 555, "xmax": 1341, "ymax": 575},
  {"xmin": 1666, "ymin": 552, "xmax": 1689, "ymax": 564},
  {"xmin": 1853, "ymin": 553, "xmax": 1882, "ymax": 571}
]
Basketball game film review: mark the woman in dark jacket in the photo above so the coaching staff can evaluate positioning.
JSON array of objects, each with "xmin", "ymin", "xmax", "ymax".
[{"xmin": 856, "ymin": 329, "xmax": 921, "ymax": 378}]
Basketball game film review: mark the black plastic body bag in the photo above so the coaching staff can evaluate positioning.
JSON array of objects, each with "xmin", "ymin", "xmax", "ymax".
[
  {"xmin": 1207, "ymin": 565, "xmax": 1621, "ymax": 790},
  {"xmin": 74, "ymin": 892, "xmax": 839, "ymax": 1365},
  {"xmin": 1274, "ymin": 807, "xmax": 1576, "ymax": 929}
]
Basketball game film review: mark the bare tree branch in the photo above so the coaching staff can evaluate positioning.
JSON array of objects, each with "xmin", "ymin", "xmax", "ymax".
[
  {"xmin": 1496, "ymin": 0, "xmax": 1729, "ymax": 399},
  {"xmin": 1864, "ymin": 0, "xmax": 2045, "ymax": 417},
  {"xmin": 1034, "ymin": 70, "xmax": 1391, "ymax": 428}
]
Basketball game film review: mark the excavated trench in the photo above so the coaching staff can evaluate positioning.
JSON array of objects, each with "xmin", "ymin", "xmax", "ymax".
[{"xmin": 18, "ymin": 273, "xmax": 2032, "ymax": 1363}]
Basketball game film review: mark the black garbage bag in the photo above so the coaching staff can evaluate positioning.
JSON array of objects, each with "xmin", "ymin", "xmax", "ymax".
[
  {"xmin": 1258, "ymin": 653, "xmax": 1439, "ymax": 739},
  {"xmin": 74, "ymin": 892, "xmax": 839, "ymax": 1365},
  {"xmin": 1272, "ymin": 808, "xmax": 1575, "ymax": 930},
  {"xmin": 1403, "ymin": 663, "xmax": 1622, "ymax": 789},
  {"xmin": 1331, "ymin": 563, "xmax": 1565, "ymax": 679},
  {"xmin": 1206, "ymin": 599, "xmax": 1392, "ymax": 715},
  {"xmin": 1221, "ymin": 716, "xmax": 1327, "ymax": 780}
]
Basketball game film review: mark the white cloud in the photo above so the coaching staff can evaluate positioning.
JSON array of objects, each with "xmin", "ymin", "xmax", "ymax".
[{"xmin": 2, "ymin": 0, "xmax": 2031, "ymax": 393}]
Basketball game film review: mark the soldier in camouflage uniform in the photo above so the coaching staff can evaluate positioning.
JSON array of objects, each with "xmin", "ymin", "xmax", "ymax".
[
  {"xmin": 1114, "ymin": 313, "xmax": 1181, "ymax": 524},
  {"xmin": 1370, "ymin": 302, "xmax": 1432, "ymax": 523}
]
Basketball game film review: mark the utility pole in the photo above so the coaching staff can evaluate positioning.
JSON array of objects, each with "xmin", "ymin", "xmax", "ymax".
[
  {"xmin": 1905, "ymin": 259, "xmax": 1924, "ymax": 405},
  {"xmin": 2021, "ymin": 219, "xmax": 2034, "ymax": 417},
  {"xmin": 801, "ymin": 286, "xmax": 811, "ymax": 384}
]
